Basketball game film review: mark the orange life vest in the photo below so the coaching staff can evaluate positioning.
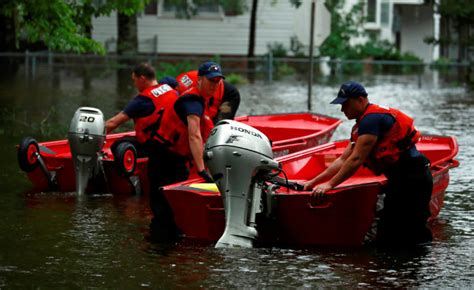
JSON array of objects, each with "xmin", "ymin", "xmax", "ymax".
[
  {"xmin": 179, "ymin": 86, "xmax": 215, "ymax": 143},
  {"xmin": 351, "ymin": 104, "xmax": 421, "ymax": 173},
  {"xmin": 176, "ymin": 70, "xmax": 224, "ymax": 121},
  {"xmin": 176, "ymin": 70, "xmax": 198, "ymax": 95},
  {"xmin": 133, "ymin": 84, "xmax": 184, "ymax": 149}
]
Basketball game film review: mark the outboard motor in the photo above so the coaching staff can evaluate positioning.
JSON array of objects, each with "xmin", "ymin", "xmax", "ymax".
[
  {"xmin": 204, "ymin": 120, "xmax": 280, "ymax": 248},
  {"xmin": 67, "ymin": 107, "xmax": 106, "ymax": 195}
]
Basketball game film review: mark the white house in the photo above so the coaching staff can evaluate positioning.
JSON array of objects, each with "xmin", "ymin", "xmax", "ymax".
[
  {"xmin": 343, "ymin": 0, "xmax": 440, "ymax": 62},
  {"xmin": 91, "ymin": 0, "xmax": 441, "ymax": 62},
  {"xmin": 92, "ymin": 0, "xmax": 330, "ymax": 56}
]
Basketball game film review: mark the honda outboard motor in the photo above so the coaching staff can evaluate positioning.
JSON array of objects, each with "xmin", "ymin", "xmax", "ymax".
[
  {"xmin": 204, "ymin": 120, "xmax": 280, "ymax": 248},
  {"xmin": 67, "ymin": 107, "xmax": 106, "ymax": 195}
]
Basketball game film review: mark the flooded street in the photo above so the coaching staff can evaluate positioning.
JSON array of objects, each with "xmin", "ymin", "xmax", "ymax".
[{"xmin": 0, "ymin": 67, "xmax": 472, "ymax": 287}]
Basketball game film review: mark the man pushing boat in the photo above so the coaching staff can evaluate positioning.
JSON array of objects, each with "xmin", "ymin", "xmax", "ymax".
[
  {"xmin": 105, "ymin": 61, "xmax": 239, "ymax": 241},
  {"xmin": 175, "ymin": 63, "xmax": 240, "ymax": 123},
  {"xmin": 304, "ymin": 81, "xmax": 433, "ymax": 246}
]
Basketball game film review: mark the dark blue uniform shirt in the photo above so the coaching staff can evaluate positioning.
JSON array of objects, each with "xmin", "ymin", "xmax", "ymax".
[
  {"xmin": 123, "ymin": 95, "xmax": 155, "ymax": 118},
  {"xmin": 174, "ymin": 95, "xmax": 204, "ymax": 125},
  {"xmin": 358, "ymin": 112, "xmax": 421, "ymax": 158},
  {"xmin": 358, "ymin": 113, "xmax": 395, "ymax": 138}
]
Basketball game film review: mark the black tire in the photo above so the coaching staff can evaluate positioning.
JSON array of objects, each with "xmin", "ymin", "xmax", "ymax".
[
  {"xmin": 18, "ymin": 137, "xmax": 40, "ymax": 172},
  {"xmin": 113, "ymin": 142, "xmax": 137, "ymax": 177}
]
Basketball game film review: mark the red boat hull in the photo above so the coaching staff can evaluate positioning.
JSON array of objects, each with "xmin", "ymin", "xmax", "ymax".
[
  {"xmin": 162, "ymin": 135, "xmax": 459, "ymax": 246},
  {"xmin": 21, "ymin": 113, "xmax": 341, "ymax": 194}
]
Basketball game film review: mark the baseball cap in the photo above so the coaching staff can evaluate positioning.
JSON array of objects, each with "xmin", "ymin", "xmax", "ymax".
[
  {"xmin": 197, "ymin": 61, "xmax": 225, "ymax": 79},
  {"xmin": 330, "ymin": 81, "xmax": 368, "ymax": 104},
  {"xmin": 158, "ymin": 76, "xmax": 179, "ymax": 89}
]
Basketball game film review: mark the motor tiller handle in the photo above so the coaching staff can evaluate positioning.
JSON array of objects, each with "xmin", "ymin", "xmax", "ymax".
[{"xmin": 269, "ymin": 176, "xmax": 305, "ymax": 191}]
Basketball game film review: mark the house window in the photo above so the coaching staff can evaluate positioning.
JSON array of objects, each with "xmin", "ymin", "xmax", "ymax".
[
  {"xmin": 367, "ymin": 0, "xmax": 377, "ymax": 23},
  {"xmin": 161, "ymin": 0, "xmax": 222, "ymax": 18},
  {"xmin": 381, "ymin": 1, "xmax": 390, "ymax": 26}
]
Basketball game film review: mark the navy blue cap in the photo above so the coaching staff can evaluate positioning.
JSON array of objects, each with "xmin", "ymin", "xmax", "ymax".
[
  {"xmin": 158, "ymin": 76, "xmax": 179, "ymax": 89},
  {"xmin": 330, "ymin": 81, "xmax": 368, "ymax": 104},
  {"xmin": 197, "ymin": 61, "xmax": 225, "ymax": 79}
]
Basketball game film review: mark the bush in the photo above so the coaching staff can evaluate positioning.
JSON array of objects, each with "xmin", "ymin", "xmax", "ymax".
[
  {"xmin": 267, "ymin": 42, "xmax": 288, "ymax": 57},
  {"xmin": 356, "ymin": 40, "xmax": 397, "ymax": 60},
  {"xmin": 274, "ymin": 63, "xmax": 296, "ymax": 80},
  {"xmin": 431, "ymin": 57, "xmax": 453, "ymax": 72},
  {"xmin": 155, "ymin": 61, "xmax": 194, "ymax": 80},
  {"xmin": 225, "ymin": 73, "xmax": 248, "ymax": 85}
]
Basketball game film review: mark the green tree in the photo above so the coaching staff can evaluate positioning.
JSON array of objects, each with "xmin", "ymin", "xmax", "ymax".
[
  {"xmin": 319, "ymin": 0, "xmax": 365, "ymax": 60},
  {"xmin": 0, "ymin": 0, "xmax": 149, "ymax": 54},
  {"xmin": 425, "ymin": 0, "xmax": 474, "ymax": 61}
]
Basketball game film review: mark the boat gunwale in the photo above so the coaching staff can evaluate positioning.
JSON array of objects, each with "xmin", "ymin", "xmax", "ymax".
[{"xmin": 162, "ymin": 134, "xmax": 459, "ymax": 197}]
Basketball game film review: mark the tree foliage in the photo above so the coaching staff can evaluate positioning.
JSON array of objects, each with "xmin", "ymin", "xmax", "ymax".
[
  {"xmin": 438, "ymin": 0, "xmax": 474, "ymax": 24},
  {"xmin": 319, "ymin": 0, "xmax": 365, "ymax": 59},
  {"xmin": 425, "ymin": 0, "xmax": 474, "ymax": 60},
  {"xmin": 0, "ymin": 0, "xmax": 149, "ymax": 53}
]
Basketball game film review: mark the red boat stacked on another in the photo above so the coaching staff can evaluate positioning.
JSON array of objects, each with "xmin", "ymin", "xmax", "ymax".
[
  {"xmin": 17, "ymin": 113, "xmax": 341, "ymax": 195},
  {"xmin": 162, "ymin": 135, "xmax": 459, "ymax": 247}
]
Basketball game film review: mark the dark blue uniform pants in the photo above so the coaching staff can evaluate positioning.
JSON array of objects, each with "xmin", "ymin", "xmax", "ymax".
[
  {"xmin": 377, "ymin": 153, "xmax": 433, "ymax": 245},
  {"xmin": 112, "ymin": 137, "xmax": 189, "ymax": 241}
]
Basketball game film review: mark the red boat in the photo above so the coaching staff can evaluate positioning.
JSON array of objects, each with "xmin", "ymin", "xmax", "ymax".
[
  {"xmin": 162, "ymin": 135, "xmax": 459, "ymax": 246},
  {"xmin": 18, "ymin": 112, "xmax": 341, "ymax": 194}
]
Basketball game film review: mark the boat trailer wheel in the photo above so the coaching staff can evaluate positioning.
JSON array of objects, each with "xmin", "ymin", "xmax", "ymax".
[
  {"xmin": 18, "ymin": 137, "xmax": 40, "ymax": 172},
  {"xmin": 113, "ymin": 142, "xmax": 137, "ymax": 177}
]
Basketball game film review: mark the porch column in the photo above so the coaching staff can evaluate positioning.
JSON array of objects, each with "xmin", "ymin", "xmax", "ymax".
[{"xmin": 432, "ymin": 0, "xmax": 441, "ymax": 61}]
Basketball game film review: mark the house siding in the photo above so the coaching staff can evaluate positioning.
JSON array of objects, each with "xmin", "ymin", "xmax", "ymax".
[
  {"xmin": 92, "ymin": 0, "xmax": 299, "ymax": 55},
  {"xmin": 399, "ymin": 4, "xmax": 434, "ymax": 62},
  {"xmin": 344, "ymin": 0, "xmax": 437, "ymax": 62}
]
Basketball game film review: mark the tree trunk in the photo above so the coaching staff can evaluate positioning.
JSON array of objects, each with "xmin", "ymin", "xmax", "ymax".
[
  {"xmin": 0, "ymin": 14, "xmax": 20, "ymax": 78},
  {"xmin": 116, "ymin": 13, "xmax": 138, "ymax": 101},
  {"xmin": 247, "ymin": 0, "xmax": 258, "ymax": 83},
  {"xmin": 0, "ymin": 14, "xmax": 16, "ymax": 52},
  {"xmin": 457, "ymin": 23, "xmax": 466, "ymax": 62},
  {"xmin": 117, "ymin": 13, "xmax": 138, "ymax": 54}
]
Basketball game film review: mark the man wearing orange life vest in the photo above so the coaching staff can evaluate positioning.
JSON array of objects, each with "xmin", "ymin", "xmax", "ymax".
[
  {"xmin": 173, "ymin": 61, "xmax": 233, "ymax": 182},
  {"xmin": 105, "ymin": 63, "xmax": 189, "ymax": 190},
  {"xmin": 176, "ymin": 66, "xmax": 240, "ymax": 124},
  {"xmin": 105, "ymin": 63, "xmax": 191, "ymax": 240},
  {"xmin": 304, "ymin": 81, "xmax": 433, "ymax": 246}
]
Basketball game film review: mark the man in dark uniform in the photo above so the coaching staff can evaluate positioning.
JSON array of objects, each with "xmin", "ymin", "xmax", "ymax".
[
  {"xmin": 105, "ymin": 63, "xmax": 189, "ymax": 189},
  {"xmin": 175, "ymin": 64, "xmax": 240, "ymax": 124},
  {"xmin": 304, "ymin": 81, "xmax": 433, "ymax": 246},
  {"xmin": 105, "ymin": 63, "xmax": 188, "ymax": 240},
  {"xmin": 174, "ymin": 61, "xmax": 228, "ymax": 182}
]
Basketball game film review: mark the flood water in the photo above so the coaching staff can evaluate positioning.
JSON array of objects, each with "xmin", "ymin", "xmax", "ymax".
[{"xmin": 0, "ymin": 66, "xmax": 472, "ymax": 287}]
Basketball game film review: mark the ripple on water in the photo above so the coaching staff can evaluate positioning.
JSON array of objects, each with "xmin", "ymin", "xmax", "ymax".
[{"xmin": 0, "ymin": 75, "xmax": 473, "ymax": 288}]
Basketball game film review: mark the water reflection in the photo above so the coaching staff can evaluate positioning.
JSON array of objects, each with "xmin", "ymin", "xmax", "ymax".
[{"xmin": 0, "ymin": 67, "xmax": 472, "ymax": 288}]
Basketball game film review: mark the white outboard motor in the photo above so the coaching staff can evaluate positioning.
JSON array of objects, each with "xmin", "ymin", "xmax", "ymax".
[
  {"xmin": 67, "ymin": 107, "xmax": 106, "ymax": 195},
  {"xmin": 204, "ymin": 120, "xmax": 280, "ymax": 248}
]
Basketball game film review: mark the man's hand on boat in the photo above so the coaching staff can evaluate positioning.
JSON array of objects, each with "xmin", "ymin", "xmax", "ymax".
[
  {"xmin": 303, "ymin": 181, "xmax": 333, "ymax": 198},
  {"xmin": 311, "ymin": 182, "xmax": 334, "ymax": 197}
]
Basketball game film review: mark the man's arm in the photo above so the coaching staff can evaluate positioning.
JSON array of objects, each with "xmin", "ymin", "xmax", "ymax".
[
  {"xmin": 303, "ymin": 141, "xmax": 354, "ymax": 190},
  {"xmin": 214, "ymin": 82, "xmax": 241, "ymax": 123},
  {"xmin": 105, "ymin": 95, "xmax": 155, "ymax": 134},
  {"xmin": 312, "ymin": 134, "xmax": 378, "ymax": 195},
  {"xmin": 105, "ymin": 112, "xmax": 130, "ymax": 134},
  {"xmin": 186, "ymin": 114, "xmax": 205, "ymax": 172}
]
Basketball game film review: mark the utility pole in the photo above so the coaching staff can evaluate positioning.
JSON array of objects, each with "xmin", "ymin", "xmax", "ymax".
[{"xmin": 308, "ymin": 0, "xmax": 316, "ymax": 112}]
